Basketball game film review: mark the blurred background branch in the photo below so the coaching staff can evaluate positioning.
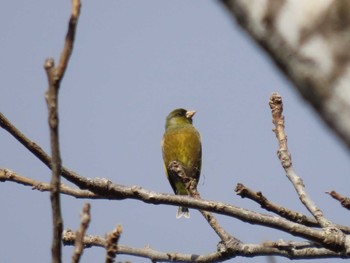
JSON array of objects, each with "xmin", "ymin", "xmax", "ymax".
[{"xmin": 220, "ymin": 1, "xmax": 350, "ymax": 150}]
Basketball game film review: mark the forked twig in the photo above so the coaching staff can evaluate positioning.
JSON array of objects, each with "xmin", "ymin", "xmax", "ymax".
[{"xmin": 44, "ymin": 1, "xmax": 81, "ymax": 262}]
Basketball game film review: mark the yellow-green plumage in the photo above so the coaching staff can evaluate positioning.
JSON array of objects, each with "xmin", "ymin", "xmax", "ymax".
[{"xmin": 161, "ymin": 108, "xmax": 202, "ymax": 218}]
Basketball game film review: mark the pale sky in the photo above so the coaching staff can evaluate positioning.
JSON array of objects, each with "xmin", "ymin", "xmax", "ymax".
[{"xmin": 1, "ymin": 1, "xmax": 349, "ymax": 263}]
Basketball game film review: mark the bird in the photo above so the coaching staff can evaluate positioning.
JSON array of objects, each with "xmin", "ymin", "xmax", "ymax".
[{"xmin": 161, "ymin": 108, "xmax": 202, "ymax": 218}]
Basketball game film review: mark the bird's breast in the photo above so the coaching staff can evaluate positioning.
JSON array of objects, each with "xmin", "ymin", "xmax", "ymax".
[{"xmin": 162, "ymin": 126, "xmax": 201, "ymax": 178}]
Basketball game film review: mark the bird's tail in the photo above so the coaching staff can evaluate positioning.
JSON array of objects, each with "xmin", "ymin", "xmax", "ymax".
[{"xmin": 176, "ymin": 206, "xmax": 190, "ymax": 219}]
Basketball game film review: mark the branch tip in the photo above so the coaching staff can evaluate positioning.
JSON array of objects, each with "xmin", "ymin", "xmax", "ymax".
[
  {"xmin": 44, "ymin": 58, "xmax": 55, "ymax": 70},
  {"xmin": 105, "ymin": 225, "xmax": 123, "ymax": 263}
]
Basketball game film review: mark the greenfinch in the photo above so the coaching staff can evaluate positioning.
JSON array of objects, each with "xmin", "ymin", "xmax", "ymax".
[{"xmin": 161, "ymin": 108, "xmax": 202, "ymax": 218}]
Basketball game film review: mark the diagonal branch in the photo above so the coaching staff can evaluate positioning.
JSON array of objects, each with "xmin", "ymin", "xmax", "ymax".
[
  {"xmin": 326, "ymin": 190, "xmax": 350, "ymax": 210},
  {"xmin": 235, "ymin": 183, "xmax": 350, "ymax": 233},
  {"xmin": 235, "ymin": 183, "xmax": 318, "ymax": 227},
  {"xmin": 269, "ymin": 93, "xmax": 332, "ymax": 228},
  {"xmin": 0, "ymin": 2, "xmax": 85, "ymax": 191},
  {"xmin": 269, "ymin": 93, "xmax": 350, "ymax": 253},
  {"xmin": 0, "ymin": 111, "xmax": 93, "ymax": 190},
  {"xmin": 168, "ymin": 161, "xmax": 241, "ymax": 249},
  {"xmin": 220, "ymin": 1, "xmax": 350, "ymax": 150}
]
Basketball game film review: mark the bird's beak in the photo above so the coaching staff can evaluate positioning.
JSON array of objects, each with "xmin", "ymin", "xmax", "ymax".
[{"xmin": 186, "ymin": 110, "xmax": 196, "ymax": 119}]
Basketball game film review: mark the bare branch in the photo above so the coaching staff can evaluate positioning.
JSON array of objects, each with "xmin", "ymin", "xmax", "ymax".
[
  {"xmin": 269, "ymin": 93, "xmax": 350, "ymax": 253},
  {"xmin": 105, "ymin": 225, "xmax": 123, "ymax": 263},
  {"xmin": 0, "ymin": 167, "xmax": 348, "ymax": 249},
  {"xmin": 62, "ymin": 231, "xmax": 345, "ymax": 262},
  {"xmin": 235, "ymin": 183, "xmax": 317, "ymax": 227},
  {"xmin": 72, "ymin": 203, "xmax": 91, "ymax": 263},
  {"xmin": 326, "ymin": 190, "xmax": 350, "ymax": 210},
  {"xmin": 56, "ymin": 0, "xmax": 81, "ymax": 81},
  {"xmin": 235, "ymin": 183, "xmax": 350, "ymax": 234},
  {"xmin": 0, "ymin": 112, "xmax": 92, "ymax": 189},
  {"xmin": 5, "ymin": 168, "xmax": 350, "ymax": 239},
  {"xmin": 0, "ymin": 168, "xmax": 98, "ymax": 198},
  {"xmin": 0, "ymin": 2, "xmax": 86, "ymax": 191},
  {"xmin": 45, "ymin": 57, "xmax": 64, "ymax": 263},
  {"xmin": 269, "ymin": 93, "xmax": 331, "ymax": 227},
  {"xmin": 2, "ymin": 95, "xmax": 349, "ymax": 256},
  {"xmin": 43, "ymin": 2, "xmax": 81, "ymax": 262},
  {"xmin": 220, "ymin": 1, "xmax": 350, "ymax": 149},
  {"xmin": 4, "ymin": 0, "xmax": 350, "ymax": 261}
]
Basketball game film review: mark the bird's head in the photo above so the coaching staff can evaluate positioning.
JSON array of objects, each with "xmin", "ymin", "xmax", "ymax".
[{"xmin": 165, "ymin": 108, "xmax": 196, "ymax": 129}]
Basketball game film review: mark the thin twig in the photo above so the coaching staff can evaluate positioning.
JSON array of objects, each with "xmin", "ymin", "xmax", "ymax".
[
  {"xmin": 235, "ymin": 183, "xmax": 350, "ymax": 234},
  {"xmin": 326, "ymin": 190, "xmax": 350, "ymax": 210},
  {"xmin": 235, "ymin": 183, "xmax": 317, "ymax": 227},
  {"xmin": 45, "ymin": 57, "xmax": 64, "ymax": 263},
  {"xmin": 44, "ymin": 2, "xmax": 81, "ymax": 262},
  {"xmin": 72, "ymin": 203, "xmax": 91, "ymax": 263},
  {"xmin": 0, "ymin": 168, "xmax": 99, "ymax": 198},
  {"xmin": 269, "ymin": 93, "xmax": 350, "ymax": 252},
  {"xmin": 269, "ymin": 93, "xmax": 331, "ymax": 227},
  {"xmin": 105, "ymin": 225, "xmax": 123, "ymax": 263},
  {"xmin": 56, "ymin": 0, "xmax": 81, "ymax": 81}
]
